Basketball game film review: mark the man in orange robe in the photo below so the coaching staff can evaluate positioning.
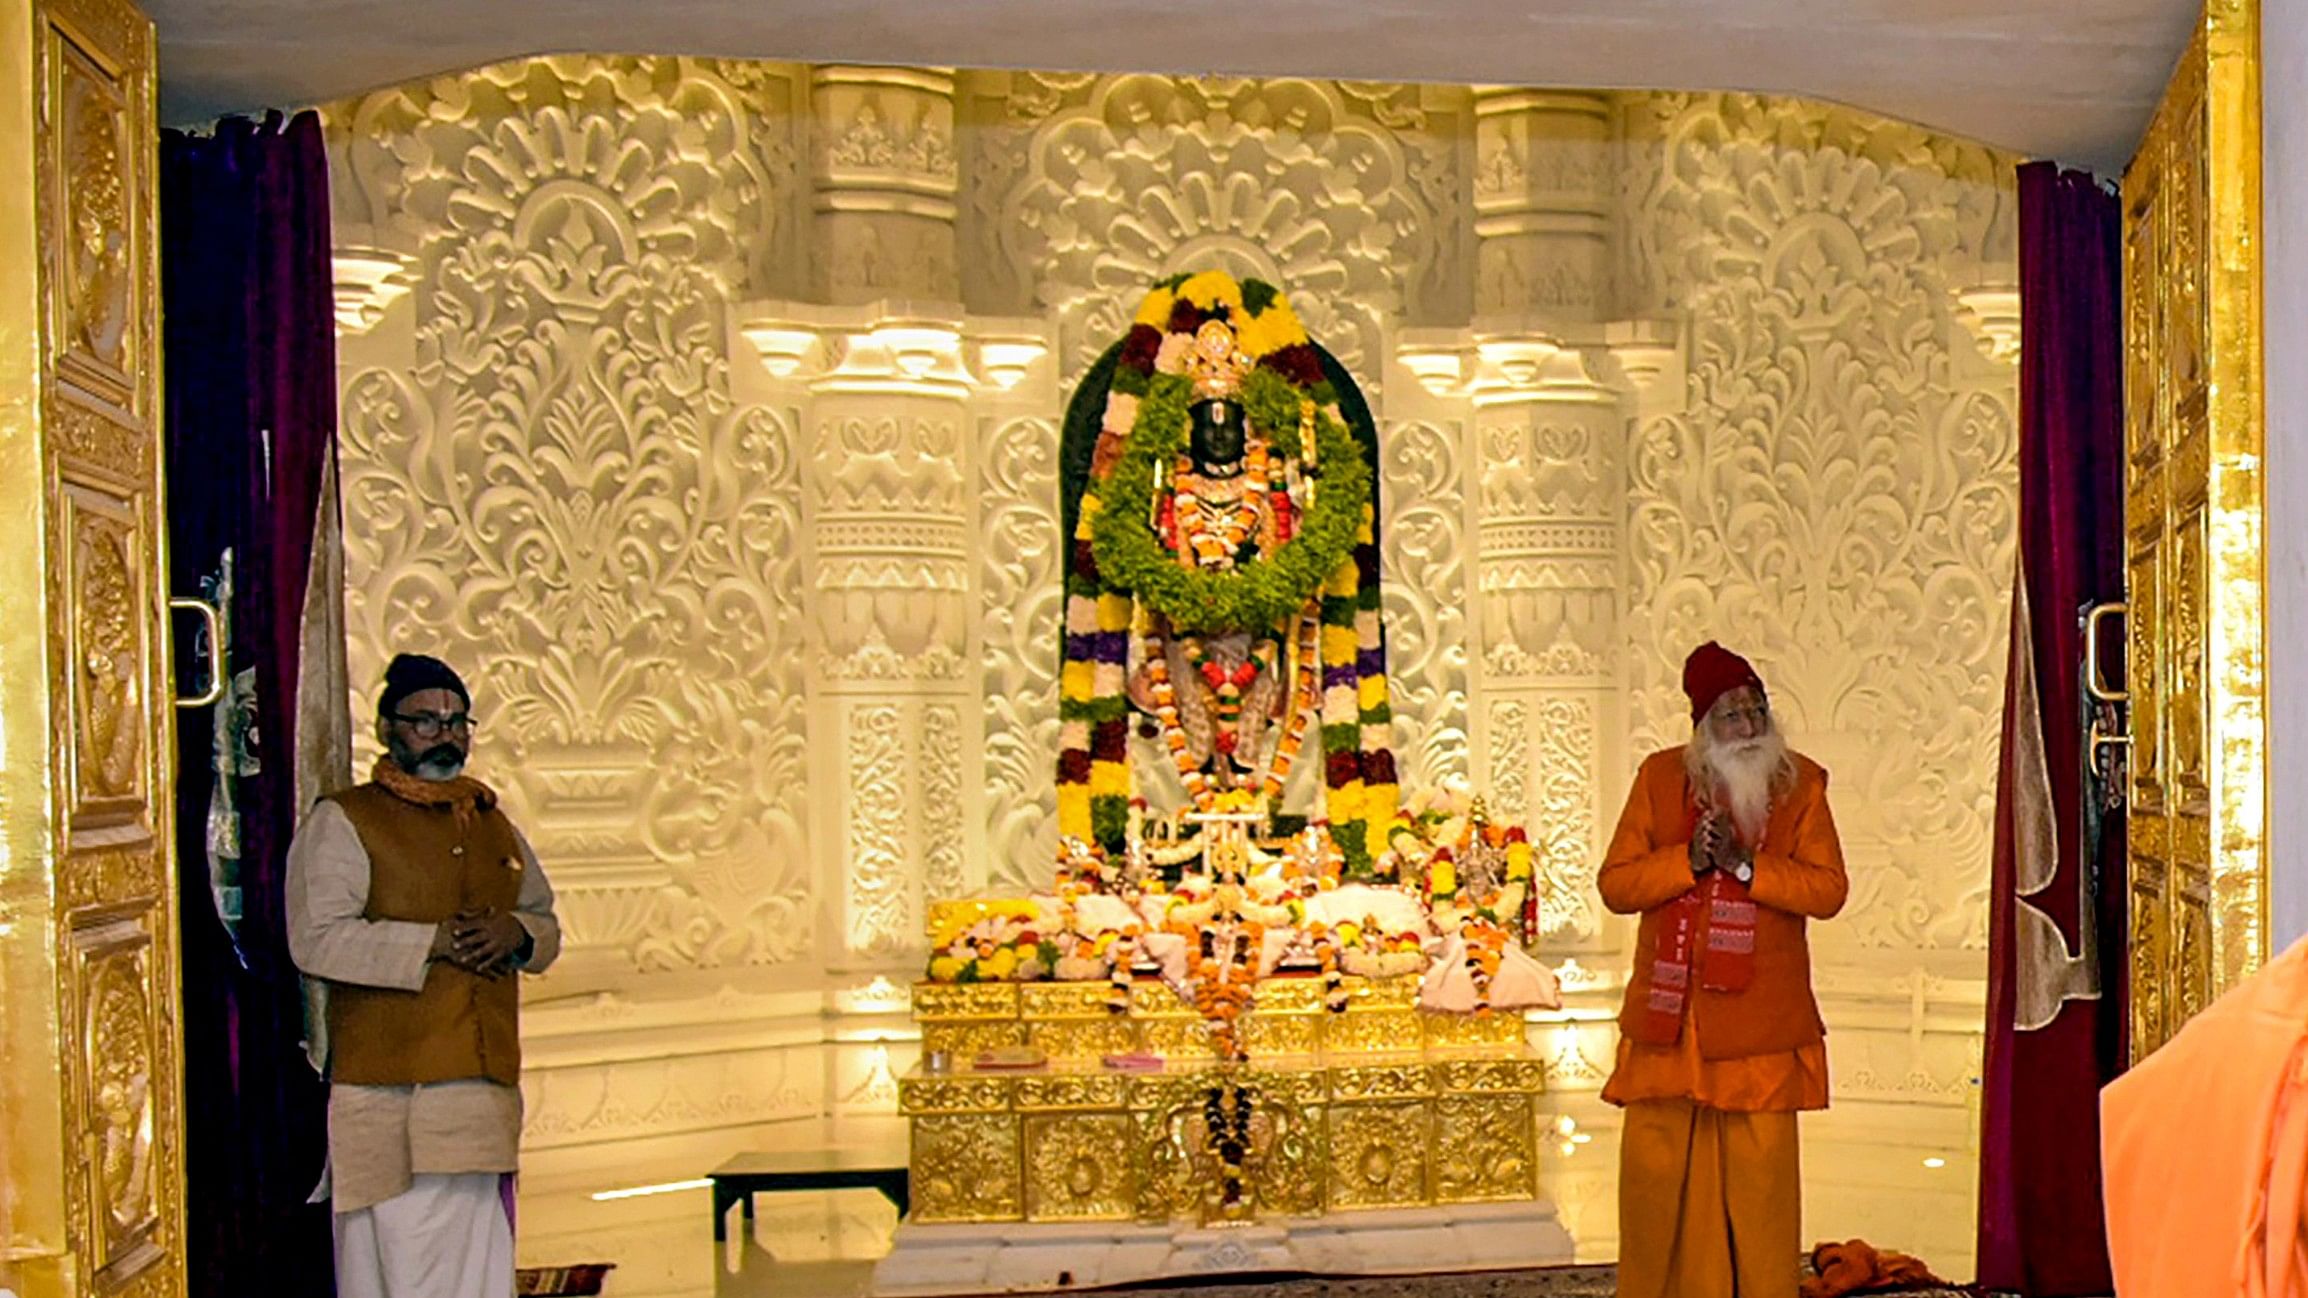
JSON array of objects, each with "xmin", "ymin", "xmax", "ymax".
[
  {"xmin": 1599, "ymin": 643, "xmax": 1849, "ymax": 1298},
  {"xmin": 2100, "ymin": 934, "xmax": 2308, "ymax": 1298}
]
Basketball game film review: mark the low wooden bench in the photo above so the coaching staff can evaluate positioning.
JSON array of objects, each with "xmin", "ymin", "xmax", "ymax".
[{"xmin": 709, "ymin": 1149, "xmax": 910, "ymax": 1242}]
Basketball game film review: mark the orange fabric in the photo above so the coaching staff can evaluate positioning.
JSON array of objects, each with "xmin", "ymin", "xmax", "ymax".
[
  {"xmin": 1800, "ymin": 1240, "xmax": 1945, "ymax": 1297},
  {"xmin": 1603, "ymin": 994, "xmax": 1828, "ymax": 1112},
  {"xmin": 2103, "ymin": 935, "xmax": 2308, "ymax": 1298},
  {"xmin": 1601, "ymin": 747, "xmax": 1847, "ymax": 1060},
  {"xmin": 1617, "ymin": 1098, "xmax": 1800, "ymax": 1298}
]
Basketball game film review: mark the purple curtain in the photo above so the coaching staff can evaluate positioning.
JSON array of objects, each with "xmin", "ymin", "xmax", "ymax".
[
  {"xmin": 1975, "ymin": 160, "xmax": 2126, "ymax": 1295},
  {"xmin": 163, "ymin": 110, "xmax": 339, "ymax": 1298}
]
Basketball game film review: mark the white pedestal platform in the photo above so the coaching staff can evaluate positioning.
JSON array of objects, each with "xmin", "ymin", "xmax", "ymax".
[{"xmin": 871, "ymin": 1199, "xmax": 1577, "ymax": 1295}]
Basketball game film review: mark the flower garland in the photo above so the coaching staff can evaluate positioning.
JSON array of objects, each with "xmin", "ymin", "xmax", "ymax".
[
  {"xmin": 1139, "ymin": 612, "xmax": 1322, "ymax": 812},
  {"xmin": 1090, "ymin": 371, "xmax": 1366, "ymax": 634},
  {"xmin": 1055, "ymin": 269, "xmax": 1399, "ymax": 872},
  {"xmin": 1203, "ymin": 1081, "xmax": 1257, "ymax": 1211},
  {"xmin": 1188, "ymin": 921, "xmax": 1262, "ymax": 1062},
  {"xmin": 1460, "ymin": 918, "xmax": 1511, "ymax": 1017}
]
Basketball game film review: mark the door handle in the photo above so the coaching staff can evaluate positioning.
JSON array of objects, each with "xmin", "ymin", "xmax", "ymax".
[
  {"xmin": 170, "ymin": 594, "xmax": 225, "ymax": 709},
  {"xmin": 2083, "ymin": 601, "xmax": 2130, "ymax": 751}
]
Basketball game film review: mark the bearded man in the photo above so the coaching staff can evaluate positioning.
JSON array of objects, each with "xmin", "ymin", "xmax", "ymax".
[
  {"xmin": 287, "ymin": 653, "xmax": 560, "ymax": 1298},
  {"xmin": 1598, "ymin": 642, "xmax": 1848, "ymax": 1298}
]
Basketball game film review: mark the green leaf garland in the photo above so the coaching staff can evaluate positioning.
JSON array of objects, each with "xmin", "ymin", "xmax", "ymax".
[{"xmin": 1089, "ymin": 371, "xmax": 1369, "ymax": 635}]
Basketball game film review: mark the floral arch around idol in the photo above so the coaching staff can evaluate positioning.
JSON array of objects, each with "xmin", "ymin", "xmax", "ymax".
[{"xmin": 913, "ymin": 272, "xmax": 1559, "ymax": 1071}]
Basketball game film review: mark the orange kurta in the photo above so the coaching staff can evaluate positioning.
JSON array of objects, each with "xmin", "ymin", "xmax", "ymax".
[
  {"xmin": 2102, "ymin": 935, "xmax": 2308, "ymax": 1298},
  {"xmin": 1599, "ymin": 746, "xmax": 1848, "ymax": 1072}
]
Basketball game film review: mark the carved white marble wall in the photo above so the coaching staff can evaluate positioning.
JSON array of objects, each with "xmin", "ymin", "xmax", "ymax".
[
  {"xmin": 324, "ymin": 61, "xmax": 2017, "ymax": 1159},
  {"xmin": 1608, "ymin": 92, "xmax": 2020, "ymax": 1105}
]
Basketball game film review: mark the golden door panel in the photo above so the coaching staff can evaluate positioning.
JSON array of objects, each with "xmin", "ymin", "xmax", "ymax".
[
  {"xmin": 41, "ymin": 7, "xmax": 146, "ymax": 412},
  {"xmin": 17, "ymin": 0, "xmax": 181, "ymax": 1292},
  {"xmin": 2122, "ymin": 0, "xmax": 2266, "ymax": 1060},
  {"xmin": 60, "ymin": 478, "xmax": 153, "ymax": 840},
  {"xmin": 70, "ymin": 917, "xmax": 164, "ymax": 1288}
]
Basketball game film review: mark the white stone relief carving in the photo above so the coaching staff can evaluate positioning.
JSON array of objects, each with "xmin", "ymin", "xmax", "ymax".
[
  {"xmin": 325, "ymin": 63, "xmax": 2018, "ymax": 1141},
  {"xmin": 1380, "ymin": 420, "xmax": 1471, "ymax": 789},
  {"xmin": 846, "ymin": 704, "xmax": 910, "ymax": 958},
  {"xmin": 1619, "ymin": 92, "xmax": 2019, "ymax": 954},
  {"xmin": 922, "ymin": 704, "xmax": 965, "ymax": 904},
  {"xmin": 983, "ymin": 74, "xmax": 1466, "ymax": 383},
  {"xmin": 328, "ymin": 57, "xmax": 813, "ymax": 977},
  {"xmin": 978, "ymin": 415, "xmax": 1062, "ymax": 894},
  {"xmin": 1488, "ymin": 698, "xmax": 1531, "ymax": 827},
  {"xmin": 1532, "ymin": 696, "xmax": 1602, "ymax": 941}
]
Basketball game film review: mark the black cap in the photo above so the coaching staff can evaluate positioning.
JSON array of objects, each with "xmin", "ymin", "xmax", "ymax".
[{"xmin": 379, "ymin": 653, "xmax": 471, "ymax": 719}]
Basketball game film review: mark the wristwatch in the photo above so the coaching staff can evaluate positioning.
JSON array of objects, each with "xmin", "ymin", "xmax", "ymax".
[{"xmin": 1728, "ymin": 852, "xmax": 1754, "ymax": 886}]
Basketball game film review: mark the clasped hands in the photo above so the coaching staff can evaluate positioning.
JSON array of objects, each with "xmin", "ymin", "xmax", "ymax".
[
  {"xmin": 1686, "ymin": 809, "xmax": 1753, "ymax": 878},
  {"xmin": 429, "ymin": 907, "xmax": 529, "ymax": 978}
]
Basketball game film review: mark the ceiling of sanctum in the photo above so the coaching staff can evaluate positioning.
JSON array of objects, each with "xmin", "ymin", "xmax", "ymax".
[{"xmin": 151, "ymin": 0, "xmax": 2192, "ymax": 174}]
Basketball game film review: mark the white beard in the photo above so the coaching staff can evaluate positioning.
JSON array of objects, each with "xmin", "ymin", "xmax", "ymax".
[{"xmin": 1705, "ymin": 730, "xmax": 1786, "ymax": 844}]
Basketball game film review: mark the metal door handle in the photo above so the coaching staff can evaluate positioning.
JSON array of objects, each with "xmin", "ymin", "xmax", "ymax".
[
  {"xmin": 170, "ymin": 596, "xmax": 225, "ymax": 709},
  {"xmin": 2083, "ymin": 600, "xmax": 2130, "ymax": 751}
]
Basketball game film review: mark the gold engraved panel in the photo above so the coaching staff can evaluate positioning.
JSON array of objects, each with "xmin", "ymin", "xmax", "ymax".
[
  {"xmin": 1019, "ymin": 983, "xmax": 1112, "ymax": 1018},
  {"xmin": 1013, "ymin": 1073, "xmax": 1124, "ymax": 1111},
  {"xmin": 1422, "ymin": 1009, "xmax": 1526, "ymax": 1050},
  {"xmin": 1023, "ymin": 1114, "xmax": 1134, "ymax": 1221},
  {"xmin": 1247, "ymin": 1083, "xmax": 1326, "ymax": 1218},
  {"xmin": 920, "ymin": 1020, "xmax": 1027, "ymax": 1059},
  {"xmin": 1132, "ymin": 1104, "xmax": 1202, "ymax": 1221},
  {"xmin": 74, "ymin": 918, "xmax": 163, "ymax": 1285},
  {"xmin": 2122, "ymin": 0, "xmax": 2267, "ymax": 1058},
  {"xmin": 1326, "ymin": 1102, "xmax": 1430, "ymax": 1211},
  {"xmin": 913, "ymin": 981, "xmax": 1020, "ymax": 1020},
  {"xmin": 898, "ymin": 1075, "xmax": 1014, "ymax": 1115},
  {"xmin": 911, "ymin": 1114, "xmax": 1022, "ymax": 1222},
  {"xmin": 1328, "ymin": 1062, "xmax": 1432, "ymax": 1103},
  {"xmin": 1027, "ymin": 1017, "xmax": 1139, "ymax": 1060},
  {"xmin": 1433, "ymin": 1094, "xmax": 1537, "ymax": 1203},
  {"xmin": 1323, "ymin": 1009, "xmax": 1420, "ymax": 1055},
  {"xmin": 1242, "ymin": 1012, "xmax": 1319, "ymax": 1057},
  {"xmin": 45, "ymin": 19, "xmax": 140, "ymax": 407},
  {"xmin": 62, "ymin": 483, "xmax": 149, "ymax": 834},
  {"xmin": 10, "ymin": 0, "xmax": 182, "ymax": 1294}
]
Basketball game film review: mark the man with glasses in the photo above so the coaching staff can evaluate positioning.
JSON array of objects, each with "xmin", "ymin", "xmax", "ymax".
[
  {"xmin": 1597, "ymin": 642, "xmax": 1848, "ymax": 1298},
  {"xmin": 287, "ymin": 653, "xmax": 560, "ymax": 1298}
]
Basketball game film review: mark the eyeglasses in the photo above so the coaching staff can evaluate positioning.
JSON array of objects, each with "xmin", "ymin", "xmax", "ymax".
[
  {"xmin": 390, "ymin": 712, "xmax": 474, "ymax": 739},
  {"xmin": 1713, "ymin": 704, "xmax": 1770, "ymax": 729}
]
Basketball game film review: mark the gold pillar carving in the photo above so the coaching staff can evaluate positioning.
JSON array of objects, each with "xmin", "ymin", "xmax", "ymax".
[
  {"xmin": 2122, "ymin": 0, "xmax": 2266, "ymax": 1058},
  {"xmin": 0, "ymin": 0, "xmax": 184, "ymax": 1293}
]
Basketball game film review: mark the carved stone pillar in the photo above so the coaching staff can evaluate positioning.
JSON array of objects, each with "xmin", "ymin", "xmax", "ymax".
[
  {"xmin": 1465, "ymin": 337, "xmax": 1624, "ymax": 960},
  {"xmin": 732, "ymin": 301, "xmax": 1052, "ymax": 976},
  {"xmin": 1392, "ymin": 317, "xmax": 1681, "ymax": 1012},
  {"xmin": 812, "ymin": 67, "xmax": 960, "ymax": 304},
  {"xmin": 1473, "ymin": 90, "xmax": 1614, "ymax": 319}
]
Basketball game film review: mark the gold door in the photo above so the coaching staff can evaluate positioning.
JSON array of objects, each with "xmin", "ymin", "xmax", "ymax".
[
  {"xmin": 2120, "ymin": 0, "xmax": 2266, "ymax": 1061},
  {"xmin": 0, "ymin": 0, "xmax": 186, "ymax": 1293}
]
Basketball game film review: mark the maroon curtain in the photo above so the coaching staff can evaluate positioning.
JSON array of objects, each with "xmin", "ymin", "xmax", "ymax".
[
  {"xmin": 162, "ymin": 110, "xmax": 339, "ymax": 1298},
  {"xmin": 1976, "ymin": 160, "xmax": 2126, "ymax": 1295}
]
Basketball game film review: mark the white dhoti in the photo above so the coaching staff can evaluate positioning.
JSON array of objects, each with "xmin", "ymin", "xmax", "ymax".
[{"xmin": 334, "ymin": 1172, "xmax": 513, "ymax": 1298}]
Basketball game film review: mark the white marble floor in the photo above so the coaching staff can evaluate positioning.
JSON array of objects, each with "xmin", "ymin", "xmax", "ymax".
[{"xmin": 514, "ymin": 1098, "xmax": 1978, "ymax": 1298}]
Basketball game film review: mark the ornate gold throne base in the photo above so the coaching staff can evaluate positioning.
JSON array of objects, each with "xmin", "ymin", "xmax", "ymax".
[{"xmin": 886, "ymin": 975, "xmax": 1572, "ymax": 1292}]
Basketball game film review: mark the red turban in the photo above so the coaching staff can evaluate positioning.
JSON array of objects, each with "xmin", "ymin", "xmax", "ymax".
[{"xmin": 1683, "ymin": 642, "xmax": 1765, "ymax": 723}]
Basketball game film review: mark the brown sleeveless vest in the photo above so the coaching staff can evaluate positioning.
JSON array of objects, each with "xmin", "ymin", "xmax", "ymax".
[{"xmin": 323, "ymin": 783, "xmax": 525, "ymax": 1086}]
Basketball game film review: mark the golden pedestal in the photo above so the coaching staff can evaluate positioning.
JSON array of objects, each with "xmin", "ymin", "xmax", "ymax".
[{"xmin": 904, "ymin": 975, "xmax": 1542, "ymax": 1226}]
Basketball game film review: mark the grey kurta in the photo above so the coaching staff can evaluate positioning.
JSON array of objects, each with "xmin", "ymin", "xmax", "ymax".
[{"xmin": 286, "ymin": 798, "xmax": 561, "ymax": 1213}]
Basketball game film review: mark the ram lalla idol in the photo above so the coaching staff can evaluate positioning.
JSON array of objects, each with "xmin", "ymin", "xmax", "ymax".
[{"xmin": 877, "ymin": 272, "xmax": 1573, "ymax": 1295}]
